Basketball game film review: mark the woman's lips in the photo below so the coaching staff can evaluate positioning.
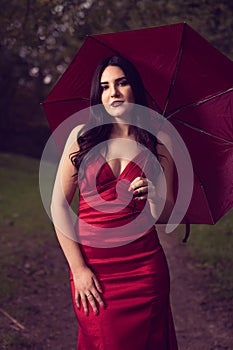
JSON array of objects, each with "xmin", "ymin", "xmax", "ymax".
[{"xmin": 111, "ymin": 101, "xmax": 124, "ymax": 107}]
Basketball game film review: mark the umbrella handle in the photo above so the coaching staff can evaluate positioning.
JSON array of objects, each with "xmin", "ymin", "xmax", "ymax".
[{"xmin": 182, "ymin": 223, "xmax": 190, "ymax": 243}]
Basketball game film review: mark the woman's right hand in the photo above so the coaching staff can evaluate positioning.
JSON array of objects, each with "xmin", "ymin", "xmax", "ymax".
[{"xmin": 73, "ymin": 265, "xmax": 105, "ymax": 316}]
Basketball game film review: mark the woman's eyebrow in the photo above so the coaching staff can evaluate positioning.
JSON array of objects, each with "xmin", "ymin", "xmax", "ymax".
[{"xmin": 100, "ymin": 76, "xmax": 126, "ymax": 85}]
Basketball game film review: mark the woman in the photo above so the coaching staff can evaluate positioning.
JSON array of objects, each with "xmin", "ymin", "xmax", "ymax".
[{"xmin": 51, "ymin": 56, "xmax": 178, "ymax": 349}]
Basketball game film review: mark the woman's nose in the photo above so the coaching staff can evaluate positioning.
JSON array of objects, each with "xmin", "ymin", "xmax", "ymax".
[{"xmin": 110, "ymin": 85, "xmax": 120, "ymax": 97}]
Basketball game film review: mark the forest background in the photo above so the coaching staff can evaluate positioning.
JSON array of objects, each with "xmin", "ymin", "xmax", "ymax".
[
  {"xmin": 0, "ymin": 0, "xmax": 233, "ymax": 156},
  {"xmin": 0, "ymin": 1, "xmax": 233, "ymax": 349}
]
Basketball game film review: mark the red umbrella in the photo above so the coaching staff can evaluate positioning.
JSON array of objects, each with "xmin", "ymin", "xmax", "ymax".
[{"xmin": 42, "ymin": 22, "xmax": 233, "ymax": 237}]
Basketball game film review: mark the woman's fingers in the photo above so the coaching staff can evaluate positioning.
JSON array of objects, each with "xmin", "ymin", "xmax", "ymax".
[
  {"xmin": 78, "ymin": 290, "xmax": 104, "ymax": 316},
  {"xmin": 80, "ymin": 292, "xmax": 89, "ymax": 315},
  {"xmin": 129, "ymin": 177, "xmax": 148, "ymax": 191},
  {"xmin": 129, "ymin": 177, "xmax": 156, "ymax": 200},
  {"xmin": 76, "ymin": 292, "xmax": 80, "ymax": 309},
  {"xmin": 133, "ymin": 189, "xmax": 148, "ymax": 200},
  {"xmin": 129, "ymin": 177, "xmax": 148, "ymax": 199},
  {"xmin": 92, "ymin": 276, "xmax": 105, "ymax": 307},
  {"xmin": 86, "ymin": 293, "xmax": 99, "ymax": 315},
  {"xmin": 92, "ymin": 277, "xmax": 105, "ymax": 307},
  {"xmin": 75, "ymin": 274, "xmax": 105, "ymax": 315},
  {"xmin": 92, "ymin": 275, "xmax": 103, "ymax": 294}
]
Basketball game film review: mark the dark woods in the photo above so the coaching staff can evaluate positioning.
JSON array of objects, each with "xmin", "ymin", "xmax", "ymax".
[{"xmin": 0, "ymin": 0, "xmax": 232, "ymax": 158}]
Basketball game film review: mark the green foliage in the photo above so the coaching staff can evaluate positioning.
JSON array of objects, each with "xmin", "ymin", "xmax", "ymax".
[
  {"xmin": 0, "ymin": 152, "xmax": 65, "ymax": 349},
  {"xmin": 0, "ymin": 153, "xmax": 50, "ymax": 232},
  {"xmin": 0, "ymin": 153, "xmax": 54, "ymax": 302},
  {"xmin": 0, "ymin": 0, "xmax": 232, "ymax": 135},
  {"xmin": 188, "ymin": 209, "xmax": 233, "ymax": 299}
]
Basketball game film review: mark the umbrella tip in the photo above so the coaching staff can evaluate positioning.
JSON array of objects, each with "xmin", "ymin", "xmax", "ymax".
[{"xmin": 182, "ymin": 223, "xmax": 190, "ymax": 243}]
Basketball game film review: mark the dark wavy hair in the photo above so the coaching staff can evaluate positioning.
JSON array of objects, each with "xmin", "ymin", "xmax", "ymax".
[{"xmin": 70, "ymin": 56, "xmax": 159, "ymax": 175}]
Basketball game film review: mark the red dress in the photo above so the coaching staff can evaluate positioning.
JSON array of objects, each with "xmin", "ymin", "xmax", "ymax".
[{"xmin": 70, "ymin": 150, "xmax": 178, "ymax": 350}]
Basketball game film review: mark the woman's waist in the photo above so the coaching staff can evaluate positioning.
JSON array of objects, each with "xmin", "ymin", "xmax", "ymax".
[
  {"xmin": 76, "ymin": 210, "xmax": 156, "ymax": 248},
  {"xmin": 78, "ymin": 198, "xmax": 152, "ymax": 227},
  {"xmin": 78, "ymin": 194, "xmax": 147, "ymax": 222},
  {"xmin": 78, "ymin": 226, "xmax": 161, "ymax": 261}
]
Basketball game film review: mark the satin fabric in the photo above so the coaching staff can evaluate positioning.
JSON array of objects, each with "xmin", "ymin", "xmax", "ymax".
[{"xmin": 70, "ymin": 150, "xmax": 178, "ymax": 349}]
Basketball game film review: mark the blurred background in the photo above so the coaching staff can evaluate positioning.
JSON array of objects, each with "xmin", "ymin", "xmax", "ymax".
[
  {"xmin": 1, "ymin": 0, "xmax": 232, "ymax": 157},
  {"xmin": 0, "ymin": 1, "xmax": 232, "ymax": 349}
]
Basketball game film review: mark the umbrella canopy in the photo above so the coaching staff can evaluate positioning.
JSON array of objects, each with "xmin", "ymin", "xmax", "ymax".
[{"xmin": 42, "ymin": 22, "xmax": 233, "ymax": 227}]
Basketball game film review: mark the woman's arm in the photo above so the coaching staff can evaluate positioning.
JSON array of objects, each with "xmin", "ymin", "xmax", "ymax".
[
  {"xmin": 51, "ymin": 126, "xmax": 84, "ymax": 269},
  {"xmin": 129, "ymin": 131, "xmax": 175, "ymax": 224},
  {"xmin": 51, "ymin": 125, "xmax": 105, "ymax": 315},
  {"xmin": 148, "ymin": 132, "xmax": 175, "ymax": 223}
]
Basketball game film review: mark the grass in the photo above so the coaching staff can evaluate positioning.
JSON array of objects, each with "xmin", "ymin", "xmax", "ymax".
[
  {"xmin": 186, "ymin": 209, "xmax": 233, "ymax": 300},
  {"xmin": 0, "ymin": 152, "xmax": 57, "ymax": 349},
  {"xmin": 0, "ymin": 152, "xmax": 55, "ymax": 298},
  {"xmin": 0, "ymin": 152, "xmax": 52, "ymax": 234}
]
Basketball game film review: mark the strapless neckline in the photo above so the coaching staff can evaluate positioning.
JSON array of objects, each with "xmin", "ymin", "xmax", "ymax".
[{"xmin": 98, "ymin": 149, "xmax": 148, "ymax": 180}]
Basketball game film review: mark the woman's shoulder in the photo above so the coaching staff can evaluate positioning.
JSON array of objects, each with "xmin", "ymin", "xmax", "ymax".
[
  {"xmin": 62, "ymin": 124, "xmax": 85, "ymax": 155},
  {"xmin": 69, "ymin": 123, "xmax": 85, "ymax": 139},
  {"xmin": 68, "ymin": 123, "xmax": 85, "ymax": 143}
]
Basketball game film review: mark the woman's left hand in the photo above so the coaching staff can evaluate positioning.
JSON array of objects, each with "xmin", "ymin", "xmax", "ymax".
[{"xmin": 128, "ymin": 177, "xmax": 156, "ymax": 201}]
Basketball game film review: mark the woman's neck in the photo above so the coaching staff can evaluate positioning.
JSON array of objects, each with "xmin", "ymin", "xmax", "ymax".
[{"xmin": 111, "ymin": 122, "xmax": 132, "ymax": 138}]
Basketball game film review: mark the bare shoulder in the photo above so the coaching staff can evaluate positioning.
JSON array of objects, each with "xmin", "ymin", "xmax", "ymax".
[
  {"xmin": 64, "ymin": 124, "xmax": 85, "ymax": 154},
  {"xmin": 58, "ymin": 124, "xmax": 85, "ymax": 176},
  {"xmin": 68, "ymin": 123, "xmax": 85, "ymax": 142}
]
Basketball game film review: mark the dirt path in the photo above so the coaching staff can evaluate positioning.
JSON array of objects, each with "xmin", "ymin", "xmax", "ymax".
[
  {"xmin": 1, "ymin": 229, "xmax": 232, "ymax": 349},
  {"xmin": 38, "ymin": 228, "xmax": 232, "ymax": 349},
  {"xmin": 158, "ymin": 226, "xmax": 233, "ymax": 350}
]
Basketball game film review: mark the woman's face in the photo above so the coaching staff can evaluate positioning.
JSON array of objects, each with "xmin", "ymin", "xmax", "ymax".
[{"xmin": 100, "ymin": 65, "xmax": 135, "ymax": 118}]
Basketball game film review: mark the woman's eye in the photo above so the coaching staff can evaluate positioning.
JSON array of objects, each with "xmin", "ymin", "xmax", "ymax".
[
  {"xmin": 119, "ymin": 80, "xmax": 129, "ymax": 86},
  {"xmin": 101, "ymin": 85, "xmax": 109, "ymax": 91}
]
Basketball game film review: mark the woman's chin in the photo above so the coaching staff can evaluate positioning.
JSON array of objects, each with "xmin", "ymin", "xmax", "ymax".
[{"xmin": 106, "ymin": 104, "xmax": 134, "ymax": 120}]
